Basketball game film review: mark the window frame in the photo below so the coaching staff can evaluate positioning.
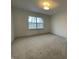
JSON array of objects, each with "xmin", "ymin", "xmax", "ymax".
[{"xmin": 27, "ymin": 16, "xmax": 44, "ymax": 30}]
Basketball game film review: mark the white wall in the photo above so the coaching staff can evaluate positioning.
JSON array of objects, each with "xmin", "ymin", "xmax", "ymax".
[
  {"xmin": 51, "ymin": 11, "xmax": 67, "ymax": 38},
  {"xmin": 12, "ymin": 8, "xmax": 51, "ymax": 38}
]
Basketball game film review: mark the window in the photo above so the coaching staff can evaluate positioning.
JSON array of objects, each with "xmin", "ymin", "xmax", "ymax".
[{"xmin": 28, "ymin": 16, "xmax": 44, "ymax": 29}]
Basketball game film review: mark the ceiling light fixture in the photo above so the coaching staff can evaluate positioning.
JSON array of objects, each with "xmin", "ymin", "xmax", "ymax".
[
  {"xmin": 38, "ymin": 0, "xmax": 58, "ymax": 10},
  {"xmin": 43, "ymin": 6, "xmax": 50, "ymax": 10},
  {"xmin": 43, "ymin": 2, "xmax": 50, "ymax": 10}
]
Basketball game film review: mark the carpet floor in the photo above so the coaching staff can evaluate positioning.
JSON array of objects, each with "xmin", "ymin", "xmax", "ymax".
[{"xmin": 12, "ymin": 34, "xmax": 67, "ymax": 59}]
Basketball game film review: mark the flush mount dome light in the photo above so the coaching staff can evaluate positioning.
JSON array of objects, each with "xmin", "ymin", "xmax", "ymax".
[
  {"xmin": 38, "ymin": 0, "xmax": 58, "ymax": 10},
  {"xmin": 43, "ymin": 2, "xmax": 50, "ymax": 10},
  {"xmin": 43, "ymin": 6, "xmax": 50, "ymax": 10}
]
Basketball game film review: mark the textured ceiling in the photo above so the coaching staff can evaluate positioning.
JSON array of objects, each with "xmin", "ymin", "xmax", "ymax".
[{"xmin": 11, "ymin": 0, "xmax": 66, "ymax": 15}]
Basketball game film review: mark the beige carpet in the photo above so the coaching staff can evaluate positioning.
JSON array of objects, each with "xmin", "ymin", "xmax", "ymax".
[{"xmin": 12, "ymin": 34, "xmax": 67, "ymax": 59}]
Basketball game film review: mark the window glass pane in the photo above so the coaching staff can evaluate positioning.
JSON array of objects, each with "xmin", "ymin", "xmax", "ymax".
[
  {"xmin": 37, "ymin": 17, "xmax": 44, "ymax": 29},
  {"xmin": 28, "ymin": 23, "xmax": 36, "ymax": 29},
  {"xmin": 37, "ymin": 18, "xmax": 43, "ymax": 23},
  {"xmin": 37, "ymin": 23, "xmax": 44, "ymax": 29},
  {"xmin": 28, "ymin": 16, "xmax": 36, "ymax": 29},
  {"xmin": 28, "ymin": 16, "xmax": 36, "ymax": 23}
]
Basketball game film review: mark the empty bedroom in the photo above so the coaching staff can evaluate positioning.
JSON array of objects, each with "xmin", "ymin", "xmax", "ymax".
[{"xmin": 11, "ymin": 0, "xmax": 67, "ymax": 59}]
